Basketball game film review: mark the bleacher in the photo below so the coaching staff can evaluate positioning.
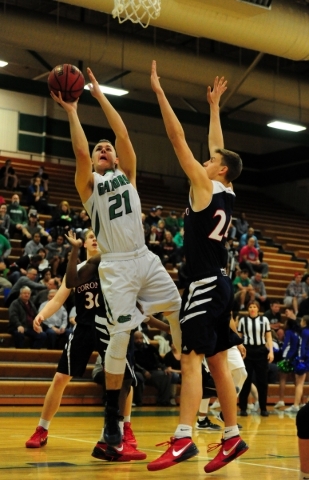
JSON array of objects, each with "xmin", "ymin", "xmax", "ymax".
[{"xmin": 0, "ymin": 156, "xmax": 309, "ymax": 406}]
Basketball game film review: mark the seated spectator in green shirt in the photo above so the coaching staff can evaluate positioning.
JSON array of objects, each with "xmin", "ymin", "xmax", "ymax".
[{"xmin": 233, "ymin": 269, "xmax": 255, "ymax": 311}]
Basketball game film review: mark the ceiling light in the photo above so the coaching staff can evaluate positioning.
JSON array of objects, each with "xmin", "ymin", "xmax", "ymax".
[
  {"xmin": 267, "ymin": 121, "xmax": 306, "ymax": 132},
  {"xmin": 0, "ymin": 60, "xmax": 8, "ymax": 68},
  {"xmin": 84, "ymin": 84, "xmax": 128, "ymax": 96}
]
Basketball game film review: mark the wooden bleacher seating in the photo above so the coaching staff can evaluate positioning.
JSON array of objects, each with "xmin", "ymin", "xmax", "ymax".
[{"xmin": 1, "ymin": 156, "xmax": 309, "ymax": 406}]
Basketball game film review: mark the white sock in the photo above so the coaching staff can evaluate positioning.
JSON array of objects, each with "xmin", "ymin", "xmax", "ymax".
[
  {"xmin": 198, "ymin": 416, "xmax": 206, "ymax": 422},
  {"xmin": 224, "ymin": 425, "xmax": 239, "ymax": 440},
  {"xmin": 175, "ymin": 424, "xmax": 192, "ymax": 438},
  {"xmin": 119, "ymin": 420, "xmax": 124, "ymax": 435},
  {"xmin": 123, "ymin": 415, "xmax": 130, "ymax": 423},
  {"xmin": 38, "ymin": 418, "xmax": 50, "ymax": 430}
]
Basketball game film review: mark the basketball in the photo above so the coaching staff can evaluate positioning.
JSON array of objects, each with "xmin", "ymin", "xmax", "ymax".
[{"xmin": 48, "ymin": 64, "xmax": 85, "ymax": 102}]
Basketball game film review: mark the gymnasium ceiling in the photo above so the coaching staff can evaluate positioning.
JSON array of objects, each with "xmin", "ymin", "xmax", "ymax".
[{"xmin": 1, "ymin": 0, "xmax": 309, "ymax": 185}]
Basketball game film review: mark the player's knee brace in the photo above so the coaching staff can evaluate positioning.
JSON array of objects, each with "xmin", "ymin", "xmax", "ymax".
[
  {"xmin": 105, "ymin": 331, "xmax": 130, "ymax": 375},
  {"xmin": 232, "ymin": 367, "xmax": 248, "ymax": 394},
  {"xmin": 296, "ymin": 404, "xmax": 309, "ymax": 439}
]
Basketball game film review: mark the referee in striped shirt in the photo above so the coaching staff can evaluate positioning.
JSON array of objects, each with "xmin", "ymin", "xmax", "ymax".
[{"xmin": 237, "ymin": 300, "xmax": 274, "ymax": 417}]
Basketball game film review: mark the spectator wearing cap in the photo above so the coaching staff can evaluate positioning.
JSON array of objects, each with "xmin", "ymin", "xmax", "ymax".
[
  {"xmin": 284, "ymin": 272, "xmax": 307, "ymax": 314},
  {"xmin": 165, "ymin": 211, "xmax": 179, "ymax": 236},
  {"xmin": 21, "ymin": 210, "xmax": 51, "ymax": 248},
  {"xmin": 145, "ymin": 207, "xmax": 161, "ymax": 227}
]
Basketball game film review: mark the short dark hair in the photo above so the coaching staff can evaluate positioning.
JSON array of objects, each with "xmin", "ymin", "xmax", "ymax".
[
  {"xmin": 216, "ymin": 148, "xmax": 243, "ymax": 183},
  {"xmin": 92, "ymin": 139, "xmax": 116, "ymax": 156}
]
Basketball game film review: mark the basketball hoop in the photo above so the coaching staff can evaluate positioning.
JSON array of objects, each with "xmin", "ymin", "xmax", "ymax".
[{"xmin": 112, "ymin": 0, "xmax": 161, "ymax": 28}]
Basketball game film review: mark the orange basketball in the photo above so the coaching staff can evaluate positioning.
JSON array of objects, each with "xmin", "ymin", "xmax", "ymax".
[{"xmin": 48, "ymin": 64, "xmax": 85, "ymax": 102}]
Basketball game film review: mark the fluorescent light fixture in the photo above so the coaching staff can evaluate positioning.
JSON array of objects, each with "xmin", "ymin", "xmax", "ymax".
[
  {"xmin": 267, "ymin": 121, "xmax": 306, "ymax": 132},
  {"xmin": 0, "ymin": 60, "xmax": 8, "ymax": 68},
  {"xmin": 84, "ymin": 84, "xmax": 128, "ymax": 96}
]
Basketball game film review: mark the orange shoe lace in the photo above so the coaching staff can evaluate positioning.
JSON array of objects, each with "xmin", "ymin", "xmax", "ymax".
[
  {"xmin": 207, "ymin": 439, "xmax": 223, "ymax": 453},
  {"xmin": 155, "ymin": 437, "xmax": 175, "ymax": 447}
]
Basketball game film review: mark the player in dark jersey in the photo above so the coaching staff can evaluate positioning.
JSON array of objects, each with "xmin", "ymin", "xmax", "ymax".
[
  {"xmin": 25, "ymin": 229, "xmax": 146, "ymax": 461},
  {"xmin": 149, "ymin": 62, "xmax": 247, "ymax": 473}
]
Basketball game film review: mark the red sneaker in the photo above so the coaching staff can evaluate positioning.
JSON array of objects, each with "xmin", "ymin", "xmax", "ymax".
[
  {"xmin": 25, "ymin": 426, "xmax": 48, "ymax": 448},
  {"xmin": 105, "ymin": 442, "xmax": 147, "ymax": 462},
  {"xmin": 204, "ymin": 435, "xmax": 249, "ymax": 473},
  {"xmin": 123, "ymin": 422, "xmax": 137, "ymax": 448},
  {"xmin": 92, "ymin": 441, "xmax": 108, "ymax": 460},
  {"xmin": 147, "ymin": 437, "xmax": 199, "ymax": 471}
]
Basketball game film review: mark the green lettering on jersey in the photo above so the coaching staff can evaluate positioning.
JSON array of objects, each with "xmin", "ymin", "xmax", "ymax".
[
  {"xmin": 118, "ymin": 314, "xmax": 132, "ymax": 324},
  {"xmin": 98, "ymin": 181, "xmax": 111, "ymax": 195},
  {"xmin": 111, "ymin": 177, "xmax": 120, "ymax": 189},
  {"xmin": 118, "ymin": 175, "xmax": 127, "ymax": 186}
]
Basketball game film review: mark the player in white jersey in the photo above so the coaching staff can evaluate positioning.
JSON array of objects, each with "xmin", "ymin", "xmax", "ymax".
[{"xmin": 50, "ymin": 67, "xmax": 181, "ymax": 449}]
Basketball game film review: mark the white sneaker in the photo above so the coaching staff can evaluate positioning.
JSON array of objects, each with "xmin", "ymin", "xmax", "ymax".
[
  {"xmin": 253, "ymin": 401, "xmax": 260, "ymax": 412},
  {"xmin": 274, "ymin": 400, "xmax": 285, "ymax": 409},
  {"xmin": 211, "ymin": 400, "xmax": 221, "ymax": 409},
  {"xmin": 247, "ymin": 403, "xmax": 255, "ymax": 410},
  {"xmin": 284, "ymin": 405, "xmax": 299, "ymax": 413}
]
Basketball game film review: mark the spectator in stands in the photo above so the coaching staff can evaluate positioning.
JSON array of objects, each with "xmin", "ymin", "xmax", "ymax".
[
  {"xmin": 33, "ymin": 166, "xmax": 49, "ymax": 194},
  {"xmin": 36, "ymin": 248, "xmax": 49, "ymax": 273},
  {"xmin": 250, "ymin": 272, "xmax": 270, "ymax": 312},
  {"xmin": 39, "ymin": 289, "xmax": 69, "ymax": 349},
  {"xmin": 0, "ymin": 204, "xmax": 10, "ymax": 238},
  {"xmin": 164, "ymin": 211, "xmax": 179, "ymax": 236},
  {"xmin": 237, "ymin": 300, "xmax": 274, "ymax": 416},
  {"xmin": 0, "ymin": 159, "xmax": 18, "ymax": 190},
  {"xmin": 177, "ymin": 211, "xmax": 185, "ymax": 230},
  {"xmin": 0, "ymin": 233, "xmax": 11, "ymax": 263},
  {"xmin": 284, "ymin": 272, "xmax": 307, "ymax": 314},
  {"xmin": 23, "ymin": 232, "xmax": 44, "ymax": 257},
  {"xmin": 39, "ymin": 268, "xmax": 52, "ymax": 286},
  {"xmin": 45, "ymin": 234, "xmax": 70, "ymax": 276},
  {"xmin": 49, "ymin": 200, "xmax": 74, "ymax": 238},
  {"xmin": 239, "ymin": 227, "xmax": 264, "ymax": 262},
  {"xmin": 145, "ymin": 207, "xmax": 161, "ymax": 227},
  {"xmin": 233, "ymin": 269, "xmax": 255, "ymax": 311},
  {"xmin": 5, "ymin": 265, "xmax": 47, "ymax": 307},
  {"xmin": 161, "ymin": 230, "xmax": 178, "ymax": 271},
  {"xmin": 7, "ymin": 194, "xmax": 28, "ymax": 238},
  {"xmin": 8, "ymin": 285, "xmax": 47, "ymax": 349},
  {"xmin": 239, "ymin": 237, "xmax": 269, "ymax": 278},
  {"xmin": 133, "ymin": 330, "xmax": 173, "ymax": 406},
  {"xmin": 26, "ymin": 176, "xmax": 49, "ymax": 214},
  {"xmin": 7, "ymin": 253, "xmax": 42, "ymax": 285},
  {"xmin": 173, "ymin": 227, "xmax": 184, "ymax": 263},
  {"xmin": 162, "ymin": 343, "xmax": 182, "ymax": 405},
  {"xmin": 264, "ymin": 300, "xmax": 285, "ymax": 343},
  {"xmin": 72, "ymin": 209, "xmax": 91, "ymax": 238},
  {"xmin": 21, "ymin": 211, "xmax": 51, "ymax": 248},
  {"xmin": 141, "ymin": 212, "xmax": 150, "ymax": 240},
  {"xmin": 33, "ymin": 277, "xmax": 60, "ymax": 309},
  {"xmin": 155, "ymin": 219, "xmax": 166, "ymax": 243},
  {"xmin": 0, "ymin": 261, "xmax": 12, "ymax": 293},
  {"xmin": 235, "ymin": 212, "xmax": 249, "ymax": 239},
  {"xmin": 146, "ymin": 225, "xmax": 162, "ymax": 259},
  {"xmin": 227, "ymin": 219, "xmax": 237, "ymax": 241},
  {"xmin": 302, "ymin": 274, "xmax": 309, "ymax": 298}
]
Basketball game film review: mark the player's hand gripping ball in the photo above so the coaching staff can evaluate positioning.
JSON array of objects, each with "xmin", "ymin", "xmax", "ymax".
[{"xmin": 48, "ymin": 64, "xmax": 85, "ymax": 102}]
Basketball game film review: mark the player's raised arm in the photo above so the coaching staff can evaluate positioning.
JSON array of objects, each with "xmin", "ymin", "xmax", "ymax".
[
  {"xmin": 65, "ymin": 231, "xmax": 100, "ymax": 288},
  {"xmin": 86, "ymin": 67, "xmax": 136, "ymax": 186},
  {"xmin": 151, "ymin": 61, "xmax": 210, "ymax": 190},
  {"xmin": 50, "ymin": 92, "xmax": 93, "ymax": 203},
  {"xmin": 206, "ymin": 76, "xmax": 227, "ymax": 156}
]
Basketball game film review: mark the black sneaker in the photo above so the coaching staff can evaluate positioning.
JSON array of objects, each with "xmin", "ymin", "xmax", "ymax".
[
  {"xmin": 103, "ymin": 407, "xmax": 122, "ymax": 447},
  {"xmin": 196, "ymin": 416, "xmax": 221, "ymax": 431},
  {"xmin": 214, "ymin": 411, "xmax": 243, "ymax": 429}
]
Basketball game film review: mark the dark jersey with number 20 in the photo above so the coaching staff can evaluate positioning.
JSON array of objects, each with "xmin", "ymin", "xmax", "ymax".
[{"xmin": 184, "ymin": 180, "xmax": 235, "ymax": 279}]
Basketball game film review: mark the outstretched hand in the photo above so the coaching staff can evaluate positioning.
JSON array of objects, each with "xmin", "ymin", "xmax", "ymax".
[
  {"xmin": 64, "ymin": 230, "xmax": 83, "ymax": 248},
  {"xmin": 207, "ymin": 76, "xmax": 227, "ymax": 106},
  {"xmin": 150, "ymin": 60, "xmax": 163, "ymax": 94},
  {"xmin": 50, "ymin": 91, "xmax": 78, "ymax": 113},
  {"xmin": 86, "ymin": 67, "xmax": 102, "ymax": 99}
]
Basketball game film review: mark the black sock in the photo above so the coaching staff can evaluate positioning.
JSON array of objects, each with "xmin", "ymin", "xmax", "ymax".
[{"xmin": 106, "ymin": 389, "xmax": 121, "ymax": 410}]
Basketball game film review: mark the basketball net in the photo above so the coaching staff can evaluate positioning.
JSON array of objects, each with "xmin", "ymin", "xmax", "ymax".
[{"xmin": 112, "ymin": 0, "xmax": 161, "ymax": 28}]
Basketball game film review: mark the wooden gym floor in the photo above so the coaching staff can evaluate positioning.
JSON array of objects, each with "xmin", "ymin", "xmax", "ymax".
[{"xmin": 0, "ymin": 405, "xmax": 299, "ymax": 479}]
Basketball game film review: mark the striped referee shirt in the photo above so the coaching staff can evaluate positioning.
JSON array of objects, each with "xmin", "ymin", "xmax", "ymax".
[{"xmin": 237, "ymin": 315, "xmax": 271, "ymax": 346}]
